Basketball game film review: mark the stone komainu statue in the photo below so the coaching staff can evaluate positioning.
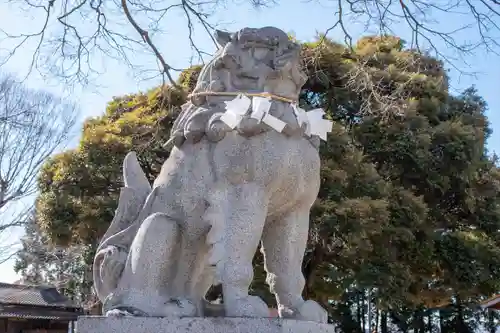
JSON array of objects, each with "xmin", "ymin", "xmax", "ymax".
[{"xmin": 93, "ymin": 26, "xmax": 332, "ymax": 323}]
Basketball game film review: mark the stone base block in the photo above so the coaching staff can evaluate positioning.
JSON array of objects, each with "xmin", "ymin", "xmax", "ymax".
[{"xmin": 77, "ymin": 316, "xmax": 336, "ymax": 333}]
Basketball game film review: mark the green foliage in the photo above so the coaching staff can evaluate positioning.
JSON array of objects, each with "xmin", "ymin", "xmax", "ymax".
[
  {"xmin": 36, "ymin": 86, "xmax": 182, "ymax": 245},
  {"xmin": 14, "ymin": 214, "xmax": 96, "ymax": 306},
  {"xmin": 177, "ymin": 64, "xmax": 202, "ymax": 92},
  {"xmin": 30, "ymin": 36, "xmax": 500, "ymax": 331}
]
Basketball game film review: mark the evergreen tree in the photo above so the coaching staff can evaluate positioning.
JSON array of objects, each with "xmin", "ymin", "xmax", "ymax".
[
  {"xmin": 14, "ymin": 214, "xmax": 95, "ymax": 306},
  {"xmin": 14, "ymin": 214, "xmax": 45, "ymax": 284},
  {"xmin": 28, "ymin": 36, "xmax": 500, "ymax": 331}
]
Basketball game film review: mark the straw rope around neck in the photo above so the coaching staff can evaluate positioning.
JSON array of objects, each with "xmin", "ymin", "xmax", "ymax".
[{"xmin": 188, "ymin": 91, "xmax": 297, "ymax": 104}]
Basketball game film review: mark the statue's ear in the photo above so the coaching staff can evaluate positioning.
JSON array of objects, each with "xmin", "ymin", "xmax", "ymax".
[{"xmin": 214, "ymin": 30, "xmax": 232, "ymax": 47}]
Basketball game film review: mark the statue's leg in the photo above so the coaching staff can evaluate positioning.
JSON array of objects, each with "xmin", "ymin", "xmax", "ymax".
[
  {"xmin": 221, "ymin": 183, "xmax": 270, "ymax": 318},
  {"xmin": 111, "ymin": 212, "xmax": 196, "ymax": 317},
  {"xmin": 169, "ymin": 218, "xmax": 209, "ymax": 316},
  {"xmin": 261, "ymin": 206, "xmax": 328, "ymax": 323}
]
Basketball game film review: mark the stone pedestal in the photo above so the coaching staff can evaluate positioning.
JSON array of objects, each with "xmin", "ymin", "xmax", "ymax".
[{"xmin": 77, "ymin": 316, "xmax": 337, "ymax": 333}]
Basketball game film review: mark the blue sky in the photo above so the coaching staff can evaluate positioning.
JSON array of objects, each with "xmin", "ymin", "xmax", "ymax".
[{"xmin": 0, "ymin": 1, "xmax": 498, "ymax": 283}]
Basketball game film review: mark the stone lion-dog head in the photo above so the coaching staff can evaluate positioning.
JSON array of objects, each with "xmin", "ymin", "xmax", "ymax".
[{"xmin": 167, "ymin": 26, "xmax": 317, "ymax": 149}]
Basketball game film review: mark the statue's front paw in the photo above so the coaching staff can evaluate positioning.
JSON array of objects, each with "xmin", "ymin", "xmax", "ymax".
[
  {"xmin": 225, "ymin": 295, "xmax": 270, "ymax": 318},
  {"xmin": 105, "ymin": 307, "xmax": 148, "ymax": 317},
  {"xmin": 290, "ymin": 300, "xmax": 328, "ymax": 324},
  {"xmin": 105, "ymin": 309, "xmax": 130, "ymax": 317}
]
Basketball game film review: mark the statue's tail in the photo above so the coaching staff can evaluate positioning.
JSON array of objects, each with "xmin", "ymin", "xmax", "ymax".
[{"xmin": 93, "ymin": 152, "xmax": 152, "ymax": 302}]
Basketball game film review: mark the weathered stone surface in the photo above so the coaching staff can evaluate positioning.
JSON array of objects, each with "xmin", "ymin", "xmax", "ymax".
[
  {"xmin": 77, "ymin": 317, "xmax": 337, "ymax": 333},
  {"xmin": 91, "ymin": 26, "xmax": 332, "ymax": 323}
]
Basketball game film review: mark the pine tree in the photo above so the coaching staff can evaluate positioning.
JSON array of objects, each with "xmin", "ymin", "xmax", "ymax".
[
  {"xmin": 14, "ymin": 214, "xmax": 45, "ymax": 284},
  {"xmin": 14, "ymin": 213, "xmax": 94, "ymax": 306}
]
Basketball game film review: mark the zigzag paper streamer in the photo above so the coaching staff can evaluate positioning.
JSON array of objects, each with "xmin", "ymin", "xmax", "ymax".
[
  {"xmin": 220, "ymin": 94, "xmax": 251, "ymax": 129},
  {"xmin": 305, "ymin": 108, "xmax": 333, "ymax": 141}
]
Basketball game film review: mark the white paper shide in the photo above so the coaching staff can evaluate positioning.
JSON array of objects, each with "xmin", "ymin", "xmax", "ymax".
[{"xmin": 219, "ymin": 95, "xmax": 333, "ymax": 141}]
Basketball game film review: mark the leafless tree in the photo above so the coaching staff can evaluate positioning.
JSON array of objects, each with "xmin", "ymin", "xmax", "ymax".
[
  {"xmin": 319, "ymin": 0, "xmax": 500, "ymax": 71},
  {"xmin": 0, "ymin": 73, "xmax": 77, "ymax": 263},
  {"xmin": 0, "ymin": 0, "xmax": 498, "ymax": 88}
]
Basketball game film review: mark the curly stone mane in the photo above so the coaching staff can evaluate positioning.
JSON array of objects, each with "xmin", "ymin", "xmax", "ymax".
[{"xmin": 165, "ymin": 26, "xmax": 312, "ymax": 150}]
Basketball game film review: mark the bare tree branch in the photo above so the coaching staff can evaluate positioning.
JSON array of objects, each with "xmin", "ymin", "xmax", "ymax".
[
  {"xmin": 0, "ymin": 72, "xmax": 77, "ymax": 260},
  {"xmin": 121, "ymin": 0, "xmax": 180, "ymax": 89},
  {"xmin": 0, "ymin": 0, "xmax": 273, "ymax": 87},
  {"xmin": 319, "ymin": 0, "xmax": 500, "ymax": 74},
  {"xmin": 0, "ymin": 0, "xmax": 498, "ymax": 96}
]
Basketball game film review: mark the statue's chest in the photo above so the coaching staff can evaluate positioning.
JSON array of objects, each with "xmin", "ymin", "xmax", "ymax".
[{"xmin": 212, "ymin": 131, "xmax": 320, "ymax": 188}]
